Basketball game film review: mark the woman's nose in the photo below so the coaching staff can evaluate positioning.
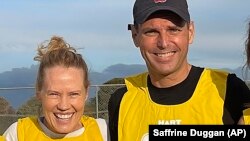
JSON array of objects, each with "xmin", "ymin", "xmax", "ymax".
[{"xmin": 57, "ymin": 96, "xmax": 70, "ymax": 111}]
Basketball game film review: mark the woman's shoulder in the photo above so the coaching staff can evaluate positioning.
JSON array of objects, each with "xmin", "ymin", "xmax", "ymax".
[
  {"xmin": 95, "ymin": 118, "xmax": 109, "ymax": 141},
  {"xmin": 95, "ymin": 118, "xmax": 107, "ymax": 127},
  {"xmin": 3, "ymin": 122, "xmax": 18, "ymax": 141}
]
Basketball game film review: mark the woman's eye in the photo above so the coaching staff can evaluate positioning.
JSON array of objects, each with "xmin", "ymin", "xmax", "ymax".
[
  {"xmin": 47, "ymin": 93, "xmax": 59, "ymax": 98},
  {"xmin": 49, "ymin": 93, "xmax": 57, "ymax": 95},
  {"xmin": 70, "ymin": 93, "xmax": 80, "ymax": 97}
]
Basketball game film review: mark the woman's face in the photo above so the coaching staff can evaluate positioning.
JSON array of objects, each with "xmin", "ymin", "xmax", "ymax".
[{"xmin": 37, "ymin": 66, "xmax": 88, "ymax": 134}]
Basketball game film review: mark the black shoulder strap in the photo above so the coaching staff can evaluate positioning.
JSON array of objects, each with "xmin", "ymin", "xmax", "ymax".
[{"xmin": 108, "ymin": 87, "xmax": 127, "ymax": 141}]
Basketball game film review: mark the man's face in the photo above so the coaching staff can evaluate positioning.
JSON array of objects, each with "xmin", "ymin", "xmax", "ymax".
[{"xmin": 132, "ymin": 11, "xmax": 194, "ymax": 78}]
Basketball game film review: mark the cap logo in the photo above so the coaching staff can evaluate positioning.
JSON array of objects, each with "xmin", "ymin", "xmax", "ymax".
[{"xmin": 154, "ymin": 0, "xmax": 167, "ymax": 3}]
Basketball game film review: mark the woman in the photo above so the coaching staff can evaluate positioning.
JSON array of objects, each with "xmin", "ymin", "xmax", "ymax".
[{"xmin": 3, "ymin": 36, "xmax": 107, "ymax": 140}]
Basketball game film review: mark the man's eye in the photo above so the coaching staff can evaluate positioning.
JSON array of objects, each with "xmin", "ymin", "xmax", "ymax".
[
  {"xmin": 169, "ymin": 28, "xmax": 181, "ymax": 33},
  {"xmin": 144, "ymin": 30, "xmax": 158, "ymax": 36}
]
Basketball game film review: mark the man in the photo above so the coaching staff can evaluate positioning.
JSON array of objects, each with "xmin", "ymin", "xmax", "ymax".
[{"xmin": 108, "ymin": 0, "xmax": 250, "ymax": 140}]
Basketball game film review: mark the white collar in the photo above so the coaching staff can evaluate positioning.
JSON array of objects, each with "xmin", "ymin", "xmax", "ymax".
[{"xmin": 38, "ymin": 117, "xmax": 84, "ymax": 138}]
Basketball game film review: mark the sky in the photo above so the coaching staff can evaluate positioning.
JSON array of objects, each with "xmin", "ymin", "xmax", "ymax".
[{"xmin": 0, "ymin": 0, "xmax": 250, "ymax": 73}]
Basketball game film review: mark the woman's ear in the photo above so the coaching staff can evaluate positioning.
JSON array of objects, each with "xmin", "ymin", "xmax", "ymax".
[
  {"xmin": 85, "ymin": 92, "xmax": 89, "ymax": 101},
  {"xmin": 85, "ymin": 87, "xmax": 89, "ymax": 101},
  {"xmin": 130, "ymin": 24, "xmax": 140, "ymax": 47},
  {"xmin": 36, "ymin": 92, "xmax": 41, "ymax": 100}
]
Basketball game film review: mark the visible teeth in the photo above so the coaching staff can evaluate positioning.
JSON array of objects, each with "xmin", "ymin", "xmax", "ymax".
[
  {"xmin": 156, "ymin": 52, "xmax": 174, "ymax": 57},
  {"xmin": 56, "ymin": 114, "xmax": 73, "ymax": 119}
]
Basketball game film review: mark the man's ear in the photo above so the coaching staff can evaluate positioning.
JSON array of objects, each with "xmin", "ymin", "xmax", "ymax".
[
  {"xmin": 188, "ymin": 21, "xmax": 195, "ymax": 44},
  {"xmin": 130, "ymin": 24, "xmax": 140, "ymax": 47}
]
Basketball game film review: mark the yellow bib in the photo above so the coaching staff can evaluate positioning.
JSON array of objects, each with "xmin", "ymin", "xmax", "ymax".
[
  {"xmin": 0, "ymin": 136, "xmax": 5, "ymax": 141},
  {"xmin": 118, "ymin": 69, "xmax": 228, "ymax": 141},
  {"xmin": 243, "ymin": 108, "xmax": 250, "ymax": 124},
  {"xmin": 17, "ymin": 116, "xmax": 104, "ymax": 141}
]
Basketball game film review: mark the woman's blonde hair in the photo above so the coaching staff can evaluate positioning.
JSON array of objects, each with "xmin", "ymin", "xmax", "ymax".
[{"xmin": 34, "ymin": 36, "xmax": 89, "ymax": 93}]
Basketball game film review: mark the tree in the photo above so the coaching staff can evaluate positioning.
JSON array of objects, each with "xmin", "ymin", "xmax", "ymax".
[
  {"xmin": 0, "ymin": 97, "xmax": 16, "ymax": 134},
  {"xmin": 0, "ymin": 96, "xmax": 15, "ymax": 114},
  {"xmin": 16, "ymin": 96, "xmax": 42, "ymax": 116},
  {"xmin": 84, "ymin": 97, "xmax": 97, "ymax": 118},
  {"xmin": 94, "ymin": 78, "xmax": 125, "ymax": 119}
]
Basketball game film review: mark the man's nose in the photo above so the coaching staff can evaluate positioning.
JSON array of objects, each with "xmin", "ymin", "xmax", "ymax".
[{"xmin": 157, "ymin": 33, "xmax": 169, "ymax": 49}]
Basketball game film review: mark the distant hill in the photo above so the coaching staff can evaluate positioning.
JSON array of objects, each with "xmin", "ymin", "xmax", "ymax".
[
  {"xmin": 92, "ymin": 63, "xmax": 147, "ymax": 84},
  {"xmin": 0, "ymin": 63, "xmax": 147, "ymax": 109},
  {"xmin": 0, "ymin": 63, "xmax": 248, "ymax": 109},
  {"xmin": 0, "ymin": 63, "xmax": 147, "ymax": 87},
  {"xmin": 0, "ymin": 65, "xmax": 37, "ymax": 87}
]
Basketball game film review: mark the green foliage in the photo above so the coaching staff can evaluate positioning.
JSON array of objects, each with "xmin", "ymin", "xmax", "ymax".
[
  {"xmin": 0, "ymin": 96, "xmax": 15, "ymax": 114},
  {"xmin": 0, "ymin": 97, "xmax": 16, "ymax": 135},
  {"xmin": 104, "ymin": 78, "xmax": 125, "ymax": 85},
  {"xmin": 16, "ymin": 96, "xmax": 41, "ymax": 116},
  {"xmin": 96, "ymin": 78, "xmax": 125, "ymax": 119},
  {"xmin": 84, "ymin": 98, "xmax": 97, "ymax": 118}
]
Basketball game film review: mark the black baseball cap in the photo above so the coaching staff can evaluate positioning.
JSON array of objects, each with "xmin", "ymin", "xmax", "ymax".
[{"xmin": 133, "ymin": 0, "xmax": 190, "ymax": 24}]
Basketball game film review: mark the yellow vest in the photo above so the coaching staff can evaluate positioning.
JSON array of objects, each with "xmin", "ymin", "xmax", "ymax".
[
  {"xmin": 17, "ymin": 116, "xmax": 104, "ymax": 141},
  {"xmin": 243, "ymin": 108, "xmax": 250, "ymax": 124},
  {"xmin": 118, "ymin": 69, "xmax": 228, "ymax": 141},
  {"xmin": 0, "ymin": 136, "xmax": 5, "ymax": 141}
]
